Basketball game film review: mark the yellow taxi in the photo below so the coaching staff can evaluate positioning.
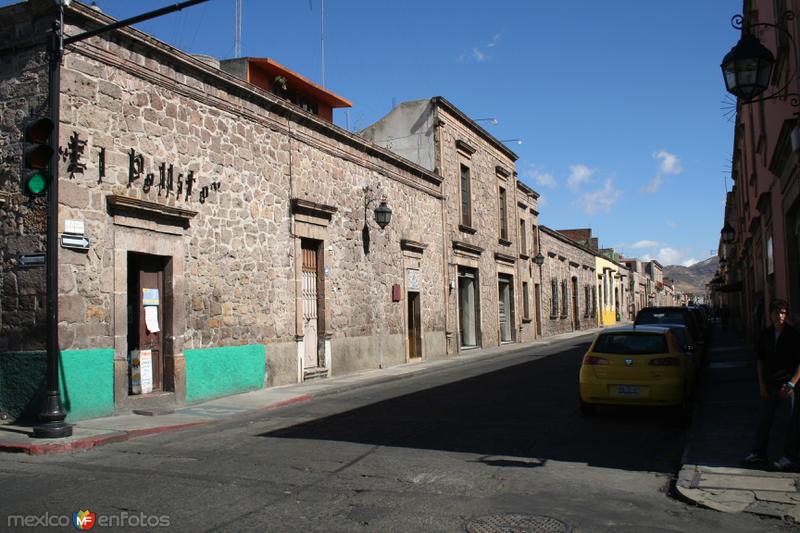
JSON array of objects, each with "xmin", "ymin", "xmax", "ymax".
[{"xmin": 578, "ymin": 325, "xmax": 696, "ymax": 415}]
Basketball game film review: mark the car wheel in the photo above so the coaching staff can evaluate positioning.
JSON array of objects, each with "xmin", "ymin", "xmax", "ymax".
[{"xmin": 580, "ymin": 400, "xmax": 596, "ymax": 417}]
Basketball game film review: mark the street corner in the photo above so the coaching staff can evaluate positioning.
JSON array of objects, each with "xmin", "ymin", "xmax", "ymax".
[{"xmin": 675, "ymin": 464, "xmax": 800, "ymax": 521}]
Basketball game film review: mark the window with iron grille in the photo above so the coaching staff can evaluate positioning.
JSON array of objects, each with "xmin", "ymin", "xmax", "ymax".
[
  {"xmin": 551, "ymin": 278, "xmax": 559, "ymax": 318},
  {"xmin": 460, "ymin": 164, "xmax": 472, "ymax": 226},
  {"xmin": 499, "ymin": 187, "xmax": 508, "ymax": 240},
  {"xmin": 522, "ymin": 281, "xmax": 530, "ymax": 320},
  {"xmin": 584, "ymin": 285, "xmax": 590, "ymax": 317}
]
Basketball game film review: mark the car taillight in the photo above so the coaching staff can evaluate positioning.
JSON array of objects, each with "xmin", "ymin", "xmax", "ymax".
[
  {"xmin": 584, "ymin": 355, "xmax": 610, "ymax": 365},
  {"xmin": 649, "ymin": 357, "xmax": 680, "ymax": 366}
]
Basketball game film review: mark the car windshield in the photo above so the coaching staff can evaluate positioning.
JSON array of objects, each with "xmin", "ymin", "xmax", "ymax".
[
  {"xmin": 593, "ymin": 333, "xmax": 668, "ymax": 355},
  {"xmin": 636, "ymin": 311, "xmax": 686, "ymax": 325}
]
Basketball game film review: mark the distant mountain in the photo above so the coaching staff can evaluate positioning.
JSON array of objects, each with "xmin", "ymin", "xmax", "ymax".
[{"xmin": 663, "ymin": 256, "xmax": 718, "ymax": 295}]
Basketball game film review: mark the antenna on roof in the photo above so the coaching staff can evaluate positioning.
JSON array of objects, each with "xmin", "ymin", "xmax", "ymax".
[
  {"xmin": 234, "ymin": 0, "xmax": 242, "ymax": 57},
  {"xmin": 320, "ymin": 0, "xmax": 325, "ymax": 86}
]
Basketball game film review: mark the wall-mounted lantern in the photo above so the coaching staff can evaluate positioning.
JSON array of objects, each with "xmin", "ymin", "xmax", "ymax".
[
  {"xmin": 533, "ymin": 252, "xmax": 545, "ymax": 266},
  {"xmin": 721, "ymin": 223, "xmax": 735, "ymax": 244},
  {"xmin": 374, "ymin": 201, "xmax": 392, "ymax": 229},
  {"xmin": 362, "ymin": 184, "xmax": 392, "ymax": 255}
]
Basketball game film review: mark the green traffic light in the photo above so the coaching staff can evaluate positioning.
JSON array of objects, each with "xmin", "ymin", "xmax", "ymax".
[{"xmin": 24, "ymin": 171, "xmax": 48, "ymax": 195}]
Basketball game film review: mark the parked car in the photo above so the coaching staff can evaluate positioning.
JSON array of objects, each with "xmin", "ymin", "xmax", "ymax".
[
  {"xmin": 634, "ymin": 306, "xmax": 707, "ymax": 355},
  {"xmin": 579, "ymin": 325, "xmax": 697, "ymax": 416},
  {"xmin": 658, "ymin": 323, "xmax": 701, "ymax": 377}
]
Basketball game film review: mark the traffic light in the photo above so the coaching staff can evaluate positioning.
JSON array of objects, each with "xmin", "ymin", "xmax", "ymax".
[{"xmin": 22, "ymin": 117, "xmax": 54, "ymax": 196}]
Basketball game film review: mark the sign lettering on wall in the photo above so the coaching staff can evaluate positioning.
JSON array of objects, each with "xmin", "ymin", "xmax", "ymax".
[{"xmin": 55, "ymin": 132, "xmax": 221, "ymax": 204}]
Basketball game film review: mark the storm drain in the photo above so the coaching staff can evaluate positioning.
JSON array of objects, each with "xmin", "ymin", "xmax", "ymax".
[{"xmin": 465, "ymin": 514, "xmax": 570, "ymax": 533}]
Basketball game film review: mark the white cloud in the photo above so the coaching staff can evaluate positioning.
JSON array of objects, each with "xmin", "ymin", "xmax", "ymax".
[
  {"xmin": 630, "ymin": 240, "xmax": 659, "ymax": 249},
  {"xmin": 523, "ymin": 165, "xmax": 557, "ymax": 189},
  {"xmin": 667, "ymin": 221, "xmax": 679, "ymax": 229},
  {"xmin": 465, "ymin": 33, "xmax": 502, "ymax": 63},
  {"xmin": 472, "ymin": 47, "xmax": 487, "ymax": 61},
  {"xmin": 640, "ymin": 247, "xmax": 696, "ymax": 266},
  {"xmin": 655, "ymin": 247, "xmax": 683, "ymax": 265},
  {"xmin": 537, "ymin": 194, "xmax": 549, "ymax": 208},
  {"xmin": 656, "ymin": 150, "xmax": 682, "ymax": 174},
  {"xmin": 641, "ymin": 150, "xmax": 682, "ymax": 194},
  {"xmin": 567, "ymin": 164, "xmax": 595, "ymax": 191},
  {"xmin": 580, "ymin": 179, "xmax": 621, "ymax": 214},
  {"xmin": 641, "ymin": 175, "xmax": 662, "ymax": 194}
]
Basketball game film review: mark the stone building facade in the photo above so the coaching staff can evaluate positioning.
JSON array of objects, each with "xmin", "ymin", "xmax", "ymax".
[
  {"xmin": 645, "ymin": 260, "xmax": 665, "ymax": 306},
  {"xmin": 538, "ymin": 226, "xmax": 597, "ymax": 337},
  {"xmin": 360, "ymin": 98, "xmax": 540, "ymax": 352},
  {"xmin": 0, "ymin": 2, "xmax": 446, "ymax": 421},
  {"xmin": 623, "ymin": 258, "xmax": 649, "ymax": 317}
]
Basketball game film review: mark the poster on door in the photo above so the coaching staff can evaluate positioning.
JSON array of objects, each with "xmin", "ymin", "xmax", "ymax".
[{"xmin": 139, "ymin": 349, "xmax": 153, "ymax": 394}]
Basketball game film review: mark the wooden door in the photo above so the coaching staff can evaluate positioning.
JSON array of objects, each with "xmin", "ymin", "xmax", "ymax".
[
  {"xmin": 572, "ymin": 278, "xmax": 580, "ymax": 330},
  {"xmin": 407, "ymin": 291, "xmax": 421, "ymax": 359},
  {"xmin": 131, "ymin": 254, "xmax": 165, "ymax": 392}
]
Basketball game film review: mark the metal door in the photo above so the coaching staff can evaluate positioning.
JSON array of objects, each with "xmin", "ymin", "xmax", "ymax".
[{"xmin": 302, "ymin": 243, "xmax": 319, "ymax": 369}]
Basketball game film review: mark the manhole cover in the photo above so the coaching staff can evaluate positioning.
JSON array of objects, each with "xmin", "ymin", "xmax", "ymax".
[{"xmin": 465, "ymin": 514, "xmax": 570, "ymax": 533}]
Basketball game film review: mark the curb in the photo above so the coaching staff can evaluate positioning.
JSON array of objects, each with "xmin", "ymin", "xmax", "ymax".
[{"xmin": 0, "ymin": 393, "xmax": 315, "ymax": 456}]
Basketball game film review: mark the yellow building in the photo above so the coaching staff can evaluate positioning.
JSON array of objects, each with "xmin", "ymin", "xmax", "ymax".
[{"xmin": 595, "ymin": 255, "xmax": 624, "ymax": 327}]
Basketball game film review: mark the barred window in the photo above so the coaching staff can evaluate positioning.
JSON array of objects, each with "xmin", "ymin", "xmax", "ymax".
[
  {"xmin": 584, "ymin": 285, "xmax": 590, "ymax": 318},
  {"xmin": 551, "ymin": 278, "xmax": 559, "ymax": 318},
  {"xmin": 522, "ymin": 282, "xmax": 530, "ymax": 320}
]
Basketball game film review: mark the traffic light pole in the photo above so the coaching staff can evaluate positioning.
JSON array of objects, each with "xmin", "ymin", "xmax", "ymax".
[
  {"xmin": 33, "ymin": 10, "xmax": 69, "ymax": 439},
  {"xmin": 32, "ymin": 0, "xmax": 209, "ymax": 439}
]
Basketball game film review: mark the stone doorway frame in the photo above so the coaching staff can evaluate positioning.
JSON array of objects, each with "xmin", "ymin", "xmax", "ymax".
[{"xmin": 108, "ymin": 195, "xmax": 194, "ymax": 411}]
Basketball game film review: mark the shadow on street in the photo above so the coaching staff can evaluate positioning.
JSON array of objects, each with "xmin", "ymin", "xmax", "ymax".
[{"xmin": 261, "ymin": 341, "xmax": 687, "ymax": 474}]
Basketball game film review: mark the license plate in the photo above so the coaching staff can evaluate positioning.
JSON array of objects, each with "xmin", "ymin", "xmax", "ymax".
[{"xmin": 616, "ymin": 385, "xmax": 639, "ymax": 396}]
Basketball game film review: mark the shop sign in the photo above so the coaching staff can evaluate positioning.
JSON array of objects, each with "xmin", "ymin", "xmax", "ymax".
[{"xmin": 58, "ymin": 132, "xmax": 221, "ymax": 204}]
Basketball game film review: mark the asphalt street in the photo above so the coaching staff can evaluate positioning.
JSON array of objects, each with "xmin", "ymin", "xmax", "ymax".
[{"xmin": 0, "ymin": 335, "xmax": 793, "ymax": 532}]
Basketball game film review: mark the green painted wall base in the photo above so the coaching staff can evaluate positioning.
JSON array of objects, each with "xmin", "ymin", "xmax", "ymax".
[
  {"xmin": 184, "ymin": 344, "xmax": 265, "ymax": 403},
  {"xmin": 0, "ymin": 349, "xmax": 114, "ymax": 423}
]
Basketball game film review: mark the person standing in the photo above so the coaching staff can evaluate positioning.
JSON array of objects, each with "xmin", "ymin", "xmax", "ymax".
[{"xmin": 742, "ymin": 299, "xmax": 800, "ymax": 470}]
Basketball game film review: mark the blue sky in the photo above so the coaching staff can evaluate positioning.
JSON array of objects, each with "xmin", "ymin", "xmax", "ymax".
[{"xmin": 8, "ymin": 1, "xmax": 741, "ymax": 266}]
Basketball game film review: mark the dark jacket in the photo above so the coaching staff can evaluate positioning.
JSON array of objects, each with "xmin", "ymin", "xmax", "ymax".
[{"xmin": 756, "ymin": 322, "xmax": 800, "ymax": 385}]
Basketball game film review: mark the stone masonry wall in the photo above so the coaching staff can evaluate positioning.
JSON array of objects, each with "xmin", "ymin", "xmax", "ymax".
[
  {"xmin": 0, "ymin": 2, "xmax": 54, "ymax": 352},
  {"xmin": 539, "ymin": 227, "xmax": 597, "ymax": 337},
  {"xmin": 436, "ymin": 104, "xmax": 519, "ymax": 349},
  {"xmin": 0, "ymin": 3, "xmax": 446, "ymax": 385}
]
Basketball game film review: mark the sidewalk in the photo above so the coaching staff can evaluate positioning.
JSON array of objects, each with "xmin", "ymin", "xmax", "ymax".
[
  {"xmin": 675, "ymin": 324, "xmax": 800, "ymax": 522},
  {"xmin": 0, "ymin": 328, "xmax": 595, "ymax": 456}
]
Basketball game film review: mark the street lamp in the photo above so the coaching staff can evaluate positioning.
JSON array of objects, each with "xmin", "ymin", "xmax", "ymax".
[
  {"xmin": 721, "ymin": 223, "xmax": 735, "ymax": 244},
  {"xmin": 533, "ymin": 252, "xmax": 545, "ymax": 266},
  {"xmin": 721, "ymin": 12, "xmax": 799, "ymax": 104},
  {"xmin": 721, "ymin": 33, "xmax": 775, "ymax": 102},
  {"xmin": 374, "ymin": 201, "xmax": 392, "ymax": 229}
]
